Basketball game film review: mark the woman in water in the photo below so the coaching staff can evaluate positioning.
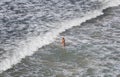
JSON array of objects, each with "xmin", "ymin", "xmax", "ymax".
[{"xmin": 61, "ymin": 37, "xmax": 65, "ymax": 47}]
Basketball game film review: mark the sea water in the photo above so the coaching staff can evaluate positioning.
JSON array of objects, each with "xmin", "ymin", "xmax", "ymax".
[{"xmin": 0, "ymin": 0, "xmax": 120, "ymax": 77}]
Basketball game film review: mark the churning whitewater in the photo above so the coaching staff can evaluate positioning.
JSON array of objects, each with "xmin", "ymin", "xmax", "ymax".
[{"xmin": 0, "ymin": 0, "xmax": 120, "ymax": 76}]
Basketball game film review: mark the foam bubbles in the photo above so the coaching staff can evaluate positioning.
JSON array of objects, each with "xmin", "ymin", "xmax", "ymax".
[{"xmin": 0, "ymin": 0, "xmax": 120, "ymax": 74}]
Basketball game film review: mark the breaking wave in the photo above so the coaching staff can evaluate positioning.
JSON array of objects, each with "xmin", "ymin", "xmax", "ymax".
[{"xmin": 0, "ymin": 0, "xmax": 120, "ymax": 73}]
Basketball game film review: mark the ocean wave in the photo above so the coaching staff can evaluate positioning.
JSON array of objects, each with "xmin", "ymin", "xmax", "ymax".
[{"xmin": 0, "ymin": 0, "xmax": 120, "ymax": 73}]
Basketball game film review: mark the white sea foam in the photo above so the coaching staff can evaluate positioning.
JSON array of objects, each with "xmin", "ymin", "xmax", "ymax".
[{"xmin": 0, "ymin": 0, "xmax": 120, "ymax": 73}]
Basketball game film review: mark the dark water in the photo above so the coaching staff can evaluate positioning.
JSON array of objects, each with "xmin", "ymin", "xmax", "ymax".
[{"xmin": 0, "ymin": 0, "xmax": 120, "ymax": 77}]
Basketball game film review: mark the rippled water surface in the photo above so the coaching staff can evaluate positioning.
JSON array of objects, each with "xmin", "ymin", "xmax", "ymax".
[{"xmin": 0, "ymin": 0, "xmax": 120, "ymax": 77}]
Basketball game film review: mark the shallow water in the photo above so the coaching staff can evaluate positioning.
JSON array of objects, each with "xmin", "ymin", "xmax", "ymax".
[{"xmin": 0, "ymin": 5, "xmax": 120, "ymax": 77}]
